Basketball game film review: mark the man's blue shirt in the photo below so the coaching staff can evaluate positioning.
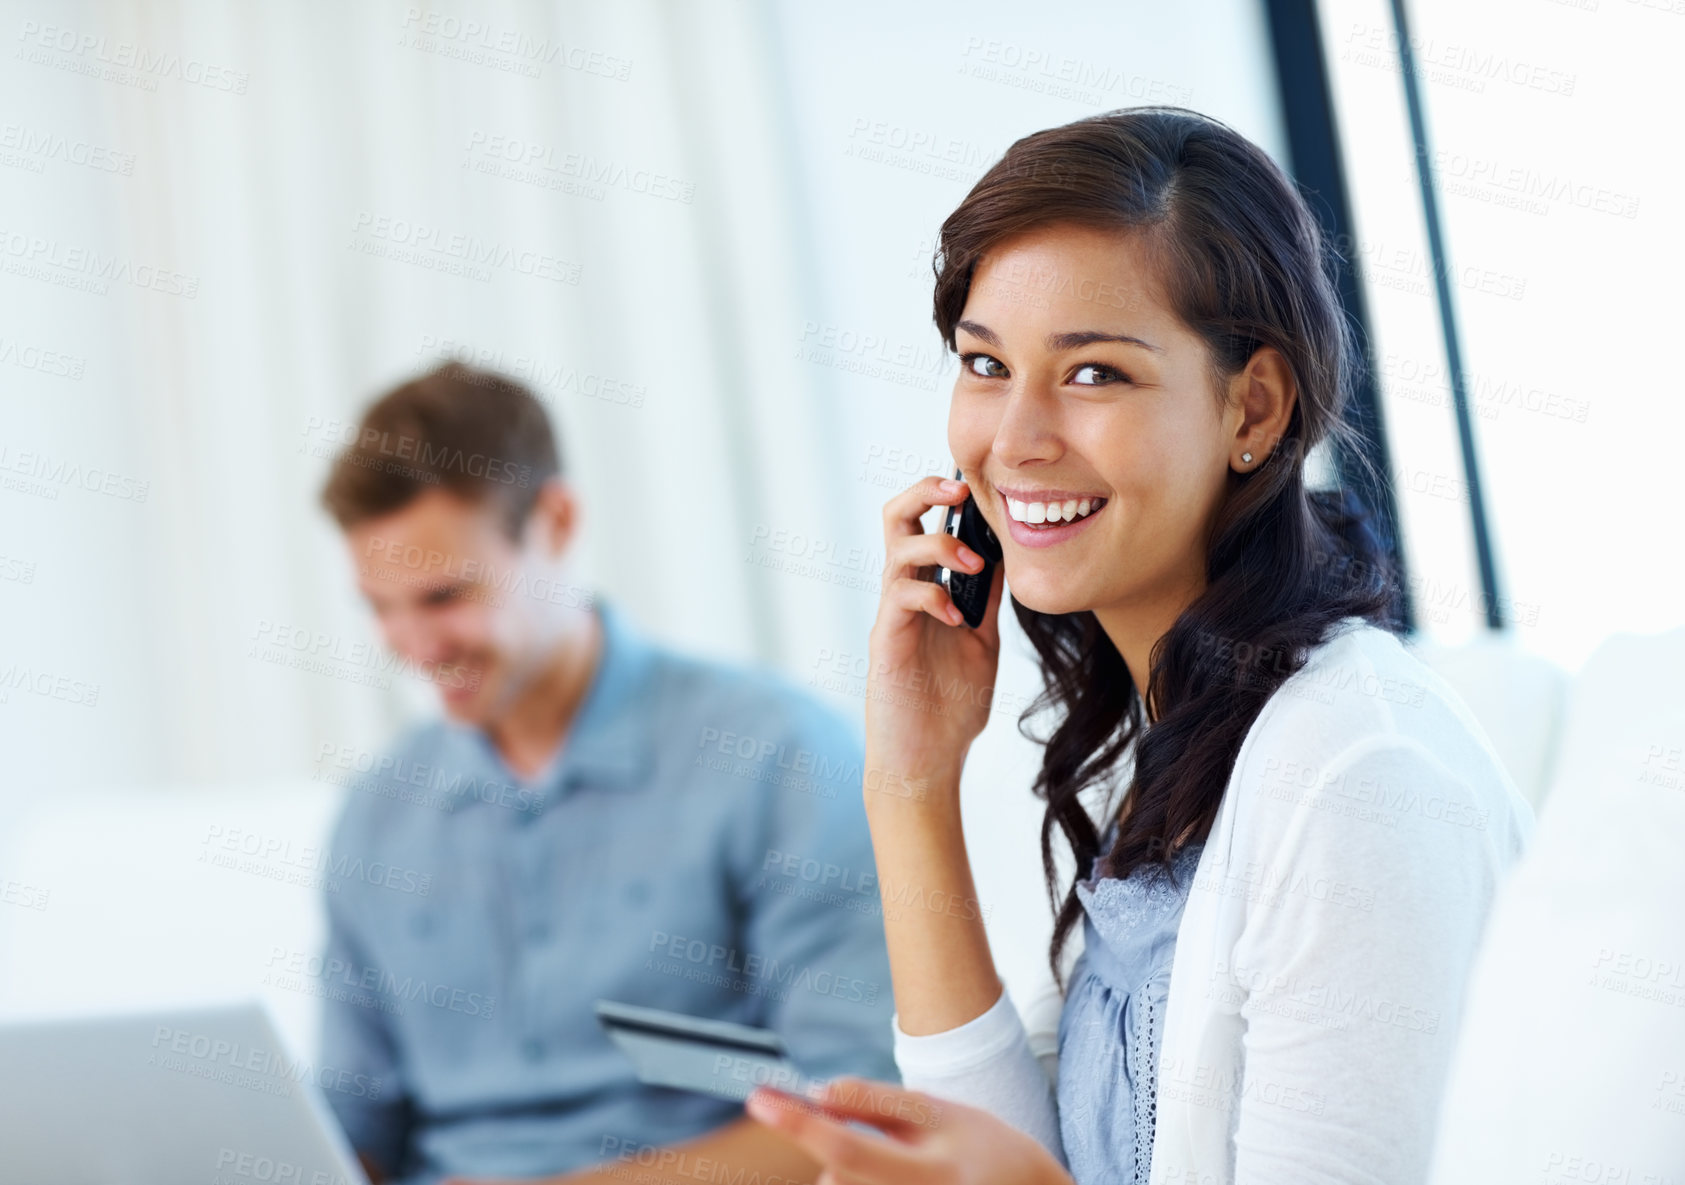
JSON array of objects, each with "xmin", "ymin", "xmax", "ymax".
[{"xmin": 317, "ymin": 600, "xmax": 896, "ymax": 1184}]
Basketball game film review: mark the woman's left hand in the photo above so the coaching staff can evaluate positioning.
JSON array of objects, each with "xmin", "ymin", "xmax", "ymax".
[{"xmin": 745, "ymin": 1077, "xmax": 1073, "ymax": 1185}]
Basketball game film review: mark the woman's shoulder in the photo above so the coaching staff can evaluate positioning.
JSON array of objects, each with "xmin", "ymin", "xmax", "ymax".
[
  {"xmin": 1260, "ymin": 617, "xmax": 1476, "ymax": 743},
  {"xmin": 1230, "ymin": 617, "xmax": 1529, "ymax": 832},
  {"xmin": 1282, "ymin": 617, "xmax": 1429, "ymax": 710}
]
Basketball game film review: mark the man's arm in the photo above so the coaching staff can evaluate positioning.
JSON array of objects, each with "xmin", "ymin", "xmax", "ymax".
[
  {"xmin": 318, "ymin": 811, "xmax": 413, "ymax": 1181},
  {"xmin": 730, "ymin": 702, "xmax": 900, "ymax": 1084},
  {"xmin": 444, "ymin": 1118, "xmax": 816, "ymax": 1185},
  {"xmin": 548, "ymin": 1116, "xmax": 818, "ymax": 1185}
]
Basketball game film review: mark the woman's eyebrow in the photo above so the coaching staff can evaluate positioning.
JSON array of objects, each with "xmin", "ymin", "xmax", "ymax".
[
  {"xmin": 1047, "ymin": 329, "xmax": 1162, "ymax": 353},
  {"xmin": 955, "ymin": 319, "xmax": 1162, "ymax": 354}
]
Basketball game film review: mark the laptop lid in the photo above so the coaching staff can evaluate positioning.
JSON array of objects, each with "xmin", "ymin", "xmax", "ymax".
[{"xmin": 0, "ymin": 1001, "xmax": 370, "ymax": 1185}]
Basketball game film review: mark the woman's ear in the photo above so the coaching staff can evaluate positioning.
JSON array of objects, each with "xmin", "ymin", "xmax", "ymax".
[{"xmin": 1226, "ymin": 346, "xmax": 1297, "ymax": 472}]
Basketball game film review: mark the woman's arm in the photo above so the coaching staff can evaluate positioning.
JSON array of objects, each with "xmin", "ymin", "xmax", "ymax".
[
  {"xmin": 861, "ymin": 474, "xmax": 1008, "ymax": 1035},
  {"xmin": 861, "ymin": 755, "xmax": 1002, "ymax": 1032},
  {"xmin": 845, "ymin": 475, "xmax": 1063, "ymax": 1165},
  {"xmin": 893, "ymin": 986, "xmax": 1065, "ymax": 1160}
]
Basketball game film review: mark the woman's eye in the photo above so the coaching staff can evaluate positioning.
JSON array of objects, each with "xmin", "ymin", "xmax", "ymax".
[
  {"xmin": 963, "ymin": 353, "xmax": 1008, "ymax": 379},
  {"xmin": 1071, "ymin": 363, "xmax": 1126, "ymax": 386}
]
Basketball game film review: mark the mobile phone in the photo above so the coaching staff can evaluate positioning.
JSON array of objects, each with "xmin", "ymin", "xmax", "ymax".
[
  {"xmin": 594, "ymin": 999, "xmax": 817, "ymax": 1102},
  {"xmin": 937, "ymin": 468, "xmax": 1003, "ymax": 628}
]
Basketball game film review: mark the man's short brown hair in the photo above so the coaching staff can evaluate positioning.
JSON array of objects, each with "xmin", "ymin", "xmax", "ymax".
[{"xmin": 321, "ymin": 362, "xmax": 560, "ymax": 536}]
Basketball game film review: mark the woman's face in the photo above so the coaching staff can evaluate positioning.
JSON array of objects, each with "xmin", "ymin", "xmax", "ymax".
[{"xmin": 948, "ymin": 222, "xmax": 1243, "ymax": 619}]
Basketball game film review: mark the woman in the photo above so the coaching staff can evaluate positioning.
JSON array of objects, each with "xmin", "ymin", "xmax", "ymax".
[{"xmin": 744, "ymin": 107, "xmax": 1532, "ymax": 1184}]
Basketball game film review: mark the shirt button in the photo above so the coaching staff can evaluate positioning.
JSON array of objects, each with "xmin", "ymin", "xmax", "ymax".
[{"xmin": 521, "ymin": 1038, "xmax": 545, "ymax": 1062}]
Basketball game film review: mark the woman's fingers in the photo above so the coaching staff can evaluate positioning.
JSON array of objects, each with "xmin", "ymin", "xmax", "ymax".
[
  {"xmin": 886, "ymin": 575, "xmax": 965, "ymax": 628},
  {"xmin": 813, "ymin": 1077, "xmax": 947, "ymax": 1134},
  {"xmin": 745, "ymin": 1088, "xmax": 928, "ymax": 1182},
  {"xmin": 882, "ymin": 526, "xmax": 985, "ymax": 587},
  {"xmin": 882, "ymin": 475, "xmax": 969, "ymax": 544}
]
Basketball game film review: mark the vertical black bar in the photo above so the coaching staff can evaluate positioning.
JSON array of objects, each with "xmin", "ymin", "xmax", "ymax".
[
  {"xmin": 1386, "ymin": 0, "xmax": 1505, "ymax": 629},
  {"xmin": 1263, "ymin": 0, "xmax": 1415, "ymax": 633}
]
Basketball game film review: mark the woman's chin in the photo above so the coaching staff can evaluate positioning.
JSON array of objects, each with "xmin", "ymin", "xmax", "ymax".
[{"xmin": 1005, "ymin": 574, "xmax": 1096, "ymax": 618}]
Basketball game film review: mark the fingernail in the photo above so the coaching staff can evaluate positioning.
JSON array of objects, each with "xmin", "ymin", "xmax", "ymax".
[
  {"xmin": 956, "ymin": 545, "xmax": 981, "ymax": 570},
  {"xmin": 938, "ymin": 478, "xmax": 962, "ymax": 493},
  {"xmin": 947, "ymin": 603, "xmax": 964, "ymax": 625}
]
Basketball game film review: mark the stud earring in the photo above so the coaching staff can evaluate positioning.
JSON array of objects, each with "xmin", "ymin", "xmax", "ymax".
[{"xmin": 1241, "ymin": 451, "xmax": 1253, "ymax": 464}]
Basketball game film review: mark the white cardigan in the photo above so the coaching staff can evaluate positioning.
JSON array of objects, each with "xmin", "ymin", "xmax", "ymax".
[{"xmin": 894, "ymin": 620, "xmax": 1534, "ymax": 1184}]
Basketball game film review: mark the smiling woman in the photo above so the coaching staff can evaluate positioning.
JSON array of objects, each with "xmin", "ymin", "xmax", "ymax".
[{"xmin": 746, "ymin": 107, "xmax": 1533, "ymax": 1185}]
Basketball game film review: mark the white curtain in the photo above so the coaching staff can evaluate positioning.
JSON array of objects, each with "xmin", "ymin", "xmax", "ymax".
[
  {"xmin": 0, "ymin": 0, "xmax": 1285, "ymax": 1030},
  {"xmin": 3, "ymin": 0, "xmax": 864, "ymax": 795}
]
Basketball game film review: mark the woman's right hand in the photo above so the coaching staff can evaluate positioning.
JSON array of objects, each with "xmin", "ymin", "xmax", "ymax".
[{"xmin": 865, "ymin": 474, "xmax": 1006, "ymax": 785}]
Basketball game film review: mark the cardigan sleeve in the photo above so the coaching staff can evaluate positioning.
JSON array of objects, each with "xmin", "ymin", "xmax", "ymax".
[
  {"xmin": 1222, "ymin": 733, "xmax": 1513, "ymax": 1185},
  {"xmin": 892, "ymin": 984, "xmax": 1068, "ymax": 1166}
]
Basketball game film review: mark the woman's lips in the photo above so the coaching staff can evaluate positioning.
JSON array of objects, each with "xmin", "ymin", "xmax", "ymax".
[{"xmin": 1000, "ymin": 500, "xmax": 1107, "ymax": 549}]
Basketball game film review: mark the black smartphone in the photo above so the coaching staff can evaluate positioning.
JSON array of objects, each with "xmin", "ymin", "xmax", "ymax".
[{"xmin": 937, "ymin": 468, "xmax": 1003, "ymax": 628}]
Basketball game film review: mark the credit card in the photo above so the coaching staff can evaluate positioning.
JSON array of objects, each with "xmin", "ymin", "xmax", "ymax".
[{"xmin": 594, "ymin": 999, "xmax": 818, "ymax": 1102}]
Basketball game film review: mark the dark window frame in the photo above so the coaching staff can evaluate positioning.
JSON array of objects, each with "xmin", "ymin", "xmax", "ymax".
[{"xmin": 1264, "ymin": 0, "xmax": 1509, "ymax": 631}]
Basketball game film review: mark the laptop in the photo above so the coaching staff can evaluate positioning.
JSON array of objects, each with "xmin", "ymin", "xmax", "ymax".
[{"xmin": 0, "ymin": 1001, "xmax": 369, "ymax": 1185}]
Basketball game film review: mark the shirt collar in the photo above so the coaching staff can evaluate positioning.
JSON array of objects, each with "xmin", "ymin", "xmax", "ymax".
[{"xmin": 441, "ymin": 597, "xmax": 655, "ymax": 815}]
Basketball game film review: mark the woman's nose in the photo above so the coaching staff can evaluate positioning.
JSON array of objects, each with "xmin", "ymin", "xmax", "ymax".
[{"xmin": 990, "ymin": 383, "xmax": 1064, "ymax": 471}]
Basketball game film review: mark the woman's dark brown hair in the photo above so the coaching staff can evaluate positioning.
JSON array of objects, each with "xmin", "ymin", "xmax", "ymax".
[{"xmin": 932, "ymin": 106, "xmax": 1400, "ymax": 984}]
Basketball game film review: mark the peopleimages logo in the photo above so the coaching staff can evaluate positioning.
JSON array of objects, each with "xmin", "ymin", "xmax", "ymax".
[
  {"xmin": 348, "ymin": 211, "xmax": 582, "ymax": 285},
  {"xmin": 313, "ymin": 741, "xmax": 543, "ymax": 815},
  {"xmin": 0, "ymin": 227, "xmax": 199, "ymax": 298},
  {"xmin": 0, "ymin": 662, "xmax": 100, "ymax": 708},
  {"xmin": 248, "ymin": 618, "xmax": 482, "ymax": 692},
  {"xmin": 149, "ymin": 1024, "xmax": 384, "ymax": 1102},
  {"xmin": 463, "ymin": 131, "xmax": 694, "ymax": 203},
  {"xmin": 0, "ymin": 445, "xmax": 148, "ymax": 501},
  {"xmin": 200, "ymin": 824, "xmax": 434, "ymax": 897},
  {"xmin": 212, "ymin": 1148, "xmax": 354, "ymax": 1185},
  {"xmin": 15, "ymin": 19, "xmax": 250, "ymax": 94},
  {"xmin": 0, "ymin": 122, "xmax": 135, "ymax": 175},
  {"xmin": 265, "ymin": 946, "xmax": 496, "ymax": 1020},
  {"xmin": 646, "ymin": 930, "xmax": 880, "ymax": 1005},
  {"xmin": 302, "ymin": 416, "xmax": 533, "ymax": 487},
  {"xmin": 398, "ymin": 9, "xmax": 633, "ymax": 81},
  {"xmin": 0, "ymin": 335, "xmax": 86, "ymax": 379}
]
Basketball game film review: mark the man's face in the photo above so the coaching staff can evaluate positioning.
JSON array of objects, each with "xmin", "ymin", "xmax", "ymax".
[{"xmin": 345, "ymin": 487, "xmax": 573, "ymax": 726}]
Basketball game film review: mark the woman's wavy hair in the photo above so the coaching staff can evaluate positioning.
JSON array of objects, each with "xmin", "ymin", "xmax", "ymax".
[{"xmin": 931, "ymin": 107, "xmax": 1402, "ymax": 984}]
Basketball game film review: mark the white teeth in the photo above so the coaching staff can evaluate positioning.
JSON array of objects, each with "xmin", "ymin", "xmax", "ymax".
[{"xmin": 1003, "ymin": 493, "xmax": 1106, "ymax": 525}]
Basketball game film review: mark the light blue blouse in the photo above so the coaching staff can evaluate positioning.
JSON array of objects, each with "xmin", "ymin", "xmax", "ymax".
[{"xmin": 1055, "ymin": 837, "xmax": 1204, "ymax": 1184}]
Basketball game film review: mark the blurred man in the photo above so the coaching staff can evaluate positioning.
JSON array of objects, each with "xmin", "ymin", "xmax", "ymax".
[{"xmin": 315, "ymin": 362, "xmax": 894, "ymax": 1185}]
